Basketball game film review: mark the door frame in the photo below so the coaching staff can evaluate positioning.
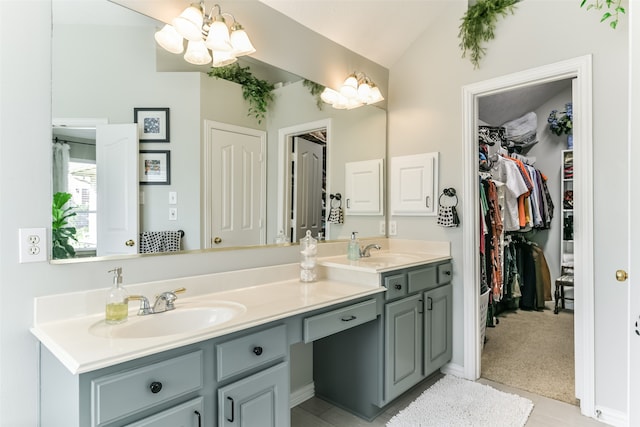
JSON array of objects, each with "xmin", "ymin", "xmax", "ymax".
[
  {"xmin": 461, "ymin": 55, "xmax": 595, "ymax": 416},
  {"xmin": 202, "ymin": 120, "xmax": 266, "ymax": 249},
  {"xmin": 276, "ymin": 119, "xmax": 332, "ymax": 242}
]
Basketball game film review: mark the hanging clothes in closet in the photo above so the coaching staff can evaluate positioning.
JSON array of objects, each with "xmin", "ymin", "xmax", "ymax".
[{"xmin": 479, "ymin": 123, "xmax": 555, "ymax": 313}]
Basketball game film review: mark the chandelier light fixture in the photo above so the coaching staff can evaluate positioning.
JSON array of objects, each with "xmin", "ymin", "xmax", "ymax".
[
  {"xmin": 154, "ymin": 2, "xmax": 255, "ymax": 67},
  {"xmin": 320, "ymin": 72, "xmax": 384, "ymax": 109}
]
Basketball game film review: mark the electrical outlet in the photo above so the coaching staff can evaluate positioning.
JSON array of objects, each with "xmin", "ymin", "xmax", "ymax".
[
  {"xmin": 379, "ymin": 221, "xmax": 386, "ymax": 235},
  {"xmin": 19, "ymin": 228, "xmax": 47, "ymax": 263},
  {"xmin": 388, "ymin": 221, "xmax": 397, "ymax": 236},
  {"xmin": 169, "ymin": 208, "xmax": 178, "ymax": 220}
]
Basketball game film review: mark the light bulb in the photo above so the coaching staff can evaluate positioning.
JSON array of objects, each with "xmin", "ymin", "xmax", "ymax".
[{"xmin": 320, "ymin": 88, "xmax": 339, "ymax": 105}]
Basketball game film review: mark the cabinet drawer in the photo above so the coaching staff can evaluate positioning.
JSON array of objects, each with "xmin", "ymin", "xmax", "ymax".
[
  {"xmin": 438, "ymin": 262, "xmax": 453, "ymax": 284},
  {"xmin": 407, "ymin": 266, "xmax": 437, "ymax": 293},
  {"xmin": 216, "ymin": 325, "xmax": 287, "ymax": 382},
  {"xmin": 384, "ymin": 273, "xmax": 407, "ymax": 300},
  {"xmin": 304, "ymin": 299, "xmax": 378, "ymax": 343},
  {"xmin": 124, "ymin": 397, "xmax": 203, "ymax": 427},
  {"xmin": 91, "ymin": 351, "xmax": 203, "ymax": 427}
]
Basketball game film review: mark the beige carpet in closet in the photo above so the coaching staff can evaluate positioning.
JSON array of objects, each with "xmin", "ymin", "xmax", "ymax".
[{"xmin": 481, "ymin": 302, "xmax": 577, "ymax": 405}]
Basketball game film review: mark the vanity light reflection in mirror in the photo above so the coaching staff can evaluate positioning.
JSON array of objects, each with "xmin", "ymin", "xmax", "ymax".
[{"xmin": 50, "ymin": 0, "xmax": 386, "ymax": 263}]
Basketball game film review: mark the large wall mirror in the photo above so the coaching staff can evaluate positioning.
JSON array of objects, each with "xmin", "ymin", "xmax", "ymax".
[{"xmin": 51, "ymin": 0, "xmax": 386, "ymax": 263}]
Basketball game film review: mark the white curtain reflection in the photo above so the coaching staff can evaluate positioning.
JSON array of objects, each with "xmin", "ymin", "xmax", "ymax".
[{"xmin": 52, "ymin": 140, "xmax": 70, "ymax": 194}]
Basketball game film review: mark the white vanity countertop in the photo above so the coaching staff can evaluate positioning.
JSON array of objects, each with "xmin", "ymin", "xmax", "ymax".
[
  {"xmin": 32, "ymin": 240, "xmax": 452, "ymax": 375},
  {"xmin": 320, "ymin": 251, "xmax": 451, "ymax": 273},
  {"xmin": 31, "ymin": 278, "xmax": 384, "ymax": 375}
]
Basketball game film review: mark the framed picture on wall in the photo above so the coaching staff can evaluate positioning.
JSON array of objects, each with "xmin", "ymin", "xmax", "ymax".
[
  {"xmin": 140, "ymin": 150, "xmax": 171, "ymax": 185},
  {"xmin": 134, "ymin": 107, "xmax": 170, "ymax": 142}
]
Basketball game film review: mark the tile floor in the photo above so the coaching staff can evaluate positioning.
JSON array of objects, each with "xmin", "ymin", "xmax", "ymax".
[{"xmin": 291, "ymin": 374, "xmax": 607, "ymax": 426}]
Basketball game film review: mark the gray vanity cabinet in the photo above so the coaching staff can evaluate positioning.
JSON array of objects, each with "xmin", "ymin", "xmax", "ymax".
[
  {"xmin": 424, "ymin": 283, "xmax": 453, "ymax": 377},
  {"xmin": 215, "ymin": 325, "xmax": 289, "ymax": 427},
  {"xmin": 124, "ymin": 397, "xmax": 204, "ymax": 427},
  {"xmin": 384, "ymin": 293, "xmax": 423, "ymax": 401},
  {"xmin": 313, "ymin": 260, "xmax": 453, "ymax": 421},
  {"xmin": 217, "ymin": 362, "xmax": 289, "ymax": 427}
]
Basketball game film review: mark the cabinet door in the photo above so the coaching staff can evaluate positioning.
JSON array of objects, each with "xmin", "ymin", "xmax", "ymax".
[
  {"xmin": 384, "ymin": 294, "xmax": 422, "ymax": 402},
  {"xmin": 390, "ymin": 152, "xmax": 438, "ymax": 216},
  {"xmin": 424, "ymin": 284, "xmax": 453, "ymax": 376},
  {"xmin": 124, "ymin": 397, "xmax": 203, "ymax": 427},
  {"xmin": 344, "ymin": 159, "xmax": 383, "ymax": 215},
  {"xmin": 218, "ymin": 362, "xmax": 289, "ymax": 427}
]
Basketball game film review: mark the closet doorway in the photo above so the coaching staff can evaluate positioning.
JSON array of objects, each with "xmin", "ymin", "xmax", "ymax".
[
  {"xmin": 477, "ymin": 78, "xmax": 575, "ymax": 404},
  {"xmin": 461, "ymin": 56, "xmax": 595, "ymax": 416}
]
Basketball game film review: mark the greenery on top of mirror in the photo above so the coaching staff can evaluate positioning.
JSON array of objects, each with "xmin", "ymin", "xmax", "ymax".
[
  {"xmin": 52, "ymin": 192, "xmax": 78, "ymax": 259},
  {"xmin": 303, "ymin": 80, "xmax": 326, "ymax": 110},
  {"xmin": 208, "ymin": 64, "xmax": 275, "ymax": 124}
]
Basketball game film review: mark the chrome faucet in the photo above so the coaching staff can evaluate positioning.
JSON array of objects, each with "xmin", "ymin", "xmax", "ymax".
[
  {"xmin": 128, "ymin": 287, "xmax": 186, "ymax": 315},
  {"xmin": 360, "ymin": 243, "xmax": 381, "ymax": 258}
]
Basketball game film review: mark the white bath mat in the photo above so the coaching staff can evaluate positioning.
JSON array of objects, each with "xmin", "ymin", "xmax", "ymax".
[{"xmin": 387, "ymin": 375, "xmax": 534, "ymax": 427}]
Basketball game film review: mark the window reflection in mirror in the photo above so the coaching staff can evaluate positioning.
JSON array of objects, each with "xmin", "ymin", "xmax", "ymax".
[{"xmin": 51, "ymin": 0, "xmax": 386, "ymax": 263}]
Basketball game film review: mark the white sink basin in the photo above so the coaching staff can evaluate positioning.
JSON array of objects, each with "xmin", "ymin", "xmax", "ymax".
[{"xmin": 89, "ymin": 302, "xmax": 246, "ymax": 339}]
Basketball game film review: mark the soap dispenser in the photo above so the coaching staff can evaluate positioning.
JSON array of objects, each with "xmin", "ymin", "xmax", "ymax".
[
  {"xmin": 347, "ymin": 232, "xmax": 360, "ymax": 261},
  {"xmin": 105, "ymin": 267, "xmax": 128, "ymax": 324}
]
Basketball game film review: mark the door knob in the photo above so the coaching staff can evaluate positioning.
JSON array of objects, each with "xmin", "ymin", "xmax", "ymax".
[
  {"xmin": 125, "ymin": 239, "xmax": 135, "ymax": 247},
  {"xmin": 213, "ymin": 237, "xmax": 222, "ymax": 244},
  {"xmin": 616, "ymin": 270, "xmax": 628, "ymax": 282}
]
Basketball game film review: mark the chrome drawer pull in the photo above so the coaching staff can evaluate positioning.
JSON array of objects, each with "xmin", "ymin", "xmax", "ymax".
[
  {"xmin": 253, "ymin": 346, "xmax": 263, "ymax": 356},
  {"xmin": 149, "ymin": 381, "xmax": 162, "ymax": 394},
  {"xmin": 341, "ymin": 315, "xmax": 357, "ymax": 322},
  {"xmin": 194, "ymin": 410, "xmax": 202, "ymax": 427}
]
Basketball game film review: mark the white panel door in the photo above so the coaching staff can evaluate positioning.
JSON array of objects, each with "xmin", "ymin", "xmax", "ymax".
[
  {"xmin": 344, "ymin": 159, "xmax": 383, "ymax": 215},
  {"xmin": 293, "ymin": 137, "xmax": 324, "ymax": 241},
  {"xmin": 96, "ymin": 124, "xmax": 139, "ymax": 256},
  {"xmin": 205, "ymin": 123, "xmax": 266, "ymax": 248},
  {"xmin": 390, "ymin": 152, "xmax": 438, "ymax": 216}
]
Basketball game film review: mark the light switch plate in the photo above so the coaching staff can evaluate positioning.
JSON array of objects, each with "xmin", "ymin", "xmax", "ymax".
[
  {"xmin": 169, "ymin": 208, "xmax": 178, "ymax": 220},
  {"xmin": 169, "ymin": 191, "xmax": 177, "ymax": 205}
]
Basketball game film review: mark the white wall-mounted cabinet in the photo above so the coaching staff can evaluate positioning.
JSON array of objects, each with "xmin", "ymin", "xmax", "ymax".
[
  {"xmin": 390, "ymin": 153, "xmax": 439, "ymax": 216},
  {"xmin": 344, "ymin": 159, "xmax": 384, "ymax": 216}
]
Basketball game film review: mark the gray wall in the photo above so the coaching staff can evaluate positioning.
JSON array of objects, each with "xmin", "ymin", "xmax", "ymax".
[
  {"xmin": 0, "ymin": 0, "xmax": 632, "ymax": 425},
  {"xmin": 388, "ymin": 0, "xmax": 628, "ymax": 415}
]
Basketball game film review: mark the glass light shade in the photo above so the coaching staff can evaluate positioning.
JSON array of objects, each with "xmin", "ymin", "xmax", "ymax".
[
  {"xmin": 346, "ymin": 98, "xmax": 364, "ymax": 110},
  {"xmin": 212, "ymin": 50, "xmax": 237, "ymax": 67},
  {"xmin": 357, "ymin": 82, "xmax": 372, "ymax": 102},
  {"xmin": 332, "ymin": 94, "xmax": 349, "ymax": 110},
  {"xmin": 320, "ymin": 88, "xmax": 339, "ymax": 105},
  {"xmin": 368, "ymin": 86, "xmax": 384, "ymax": 104},
  {"xmin": 230, "ymin": 28, "xmax": 256, "ymax": 56},
  {"xmin": 154, "ymin": 24, "xmax": 184, "ymax": 54},
  {"xmin": 184, "ymin": 40, "xmax": 211, "ymax": 65},
  {"xmin": 205, "ymin": 20, "xmax": 233, "ymax": 52},
  {"xmin": 340, "ymin": 75, "xmax": 358, "ymax": 99},
  {"xmin": 172, "ymin": 6, "xmax": 204, "ymax": 41}
]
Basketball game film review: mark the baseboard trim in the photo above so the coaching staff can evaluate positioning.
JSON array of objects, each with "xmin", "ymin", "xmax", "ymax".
[
  {"xmin": 594, "ymin": 405, "xmax": 627, "ymax": 427},
  {"xmin": 440, "ymin": 362, "xmax": 465, "ymax": 378},
  {"xmin": 290, "ymin": 382, "xmax": 315, "ymax": 408}
]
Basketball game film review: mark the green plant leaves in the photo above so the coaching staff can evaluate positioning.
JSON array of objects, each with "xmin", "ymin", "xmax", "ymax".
[
  {"xmin": 208, "ymin": 64, "xmax": 275, "ymax": 124},
  {"xmin": 458, "ymin": 0, "xmax": 519, "ymax": 69},
  {"xmin": 52, "ymin": 191, "xmax": 77, "ymax": 259},
  {"xmin": 580, "ymin": 0, "xmax": 625, "ymax": 29}
]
